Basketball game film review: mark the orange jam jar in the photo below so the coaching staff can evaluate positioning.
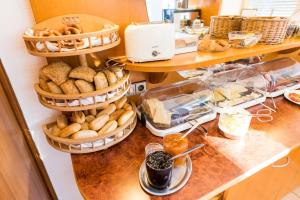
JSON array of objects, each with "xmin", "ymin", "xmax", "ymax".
[{"xmin": 163, "ymin": 133, "xmax": 188, "ymax": 167}]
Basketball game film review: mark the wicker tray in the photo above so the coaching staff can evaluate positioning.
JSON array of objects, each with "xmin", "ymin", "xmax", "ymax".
[
  {"xmin": 35, "ymin": 71, "xmax": 130, "ymax": 111},
  {"xmin": 43, "ymin": 106, "xmax": 137, "ymax": 154},
  {"xmin": 241, "ymin": 17, "xmax": 289, "ymax": 44},
  {"xmin": 23, "ymin": 14, "xmax": 120, "ymax": 57},
  {"xmin": 210, "ymin": 16, "xmax": 242, "ymax": 39}
]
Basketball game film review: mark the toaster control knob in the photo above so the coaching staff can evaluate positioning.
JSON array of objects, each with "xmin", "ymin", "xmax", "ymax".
[{"xmin": 152, "ymin": 50, "xmax": 159, "ymax": 57}]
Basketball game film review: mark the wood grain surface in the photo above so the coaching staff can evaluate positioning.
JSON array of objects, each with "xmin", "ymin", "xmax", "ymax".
[
  {"xmin": 0, "ymin": 77, "xmax": 51, "ymax": 199},
  {"xmin": 71, "ymin": 97, "xmax": 300, "ymax": 200}
]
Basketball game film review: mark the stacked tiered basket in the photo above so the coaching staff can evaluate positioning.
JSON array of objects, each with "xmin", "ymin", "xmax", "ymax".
[{"xmin": 23, "ymin": 14, "xmax": 137, "ymax": 153}]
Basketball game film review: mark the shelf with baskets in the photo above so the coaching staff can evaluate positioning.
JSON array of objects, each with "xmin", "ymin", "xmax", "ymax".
[{"xmin": 23, "ymin": 14, "xmax": 137, "ymax": 153}]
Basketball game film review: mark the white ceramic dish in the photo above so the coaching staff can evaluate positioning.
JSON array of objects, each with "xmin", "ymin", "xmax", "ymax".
[
  {"xmin": 218, "ymin": 108, "xmax": 252, "ymax": 140},
  {"xmin": 284, "ymin": 89, "xmax": 300, "ymax": 105}
]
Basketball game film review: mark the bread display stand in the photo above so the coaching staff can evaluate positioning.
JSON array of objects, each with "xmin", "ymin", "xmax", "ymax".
[
  {"xmin": 23, "ymin": 14, "xmax": 137, "ymax": 153},
  {"xmin": 43, "ymin": 104, "xmax": 137, "ymax": 154},
  {"xmin": 34, "ymin": 71, "xmax": 130, "ymax": 111}
]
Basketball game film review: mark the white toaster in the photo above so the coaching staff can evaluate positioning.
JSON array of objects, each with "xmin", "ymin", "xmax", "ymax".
[{"xmin": 125, "ymin": 23, "xmax": 175, "ymax": 62}]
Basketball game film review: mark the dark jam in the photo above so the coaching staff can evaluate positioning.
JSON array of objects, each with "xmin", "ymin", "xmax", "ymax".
[{"xmin": 146, "ymin": 151, "xmax": 173, "ymax": 189}]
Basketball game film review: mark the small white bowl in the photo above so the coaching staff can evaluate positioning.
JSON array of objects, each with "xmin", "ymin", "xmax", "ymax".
[{"xmin": 218, "ymin": 107, "xmax": 252, "ymax": 139}]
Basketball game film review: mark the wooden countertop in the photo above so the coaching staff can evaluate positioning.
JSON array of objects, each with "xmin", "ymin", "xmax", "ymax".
[
  {"xmin": 124, "ymin": 38, "xmax": 300, "ymax": 72},
  {"xmin": 71, "ymin": 97, "xmax": 300, "ymax": 200}
]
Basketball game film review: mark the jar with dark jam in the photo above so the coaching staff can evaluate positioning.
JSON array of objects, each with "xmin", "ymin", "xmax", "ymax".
[
  {"xmin": 163, "ymin": 133, "xmax": 188, "ymax": 167},
  {"xmin": 146, "ymin": 151, "xmax": 173, "ymax": 189}
]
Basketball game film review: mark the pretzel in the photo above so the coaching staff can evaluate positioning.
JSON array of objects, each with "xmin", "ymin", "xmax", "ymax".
[{"xmin": 61, "ymin": 24, "xmax": 84, "ymax": 48}]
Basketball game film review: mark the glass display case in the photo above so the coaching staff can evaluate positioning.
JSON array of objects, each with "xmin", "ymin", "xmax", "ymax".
[
  {"xmin": 209, "ymin": 67, "xmax": 268, "ymax": 112},
  {"xmin": 137, "ymin": 79, "xmax": 216, "ymax": 137},
  {"xmin": 251, "ymin": 57, "xmax": 300, "ymax": 97}
]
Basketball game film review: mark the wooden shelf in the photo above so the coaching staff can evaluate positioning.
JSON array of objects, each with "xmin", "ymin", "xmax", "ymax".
[{"xmin": 124, "ymin": 38, "xmax": 300, "ymax": 72}]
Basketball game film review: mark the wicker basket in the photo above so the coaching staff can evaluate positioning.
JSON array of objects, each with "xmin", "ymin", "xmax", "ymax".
[
  {"xmin": 210, "ymin": 16, "xmax": 243, "ymax": 39},
  {"xmin": 23, "ymin": 14, "xmax": 120, "ymax": 57},
  {"xmin": 43, "ymin": 104, "xmax": 137, "ymax": 154},
  {"xmin": 35, "ymin": 71, "xmax": 130, "ymax": 111},
  {"xmin": 241, "ymin": 17, "xmax": 289, "ymax": 44}
]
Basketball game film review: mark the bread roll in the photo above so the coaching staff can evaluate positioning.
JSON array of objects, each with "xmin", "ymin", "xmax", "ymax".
[
  {"xmin": 40, "ymin": 61, "xmax": 72, "ymax": 85},
  {"xmin": 83, "ymin": 110, "xmax": 89, "ymax": 116},
  {"xmin": 110, "ymin": 66, "xmax": 124, "ymax": 79},
  {"xmin": 60, "ymin": 79, "xmax": 80, "ymax": 94},
  {"xmin": 98, "ymin": 120, "xmax": 118, "ymax": 135},
  {"xmin": 97, "ymin": 104, "xmax": 116, "ymax": 117},
  {"xmin": 114, "ymin": 96, "xmax": 127, "ymax": 109},
  {"xmin": 88, "ymin": 108, "xmax": 97, "ymax": 116},
  {"xmin": 39, "ymin": 79, "xmax": 50, "ymax": 92},
  {"xmin": 118, "ymin": 110, "xmax": 134, "ymax": 126},
  {"xmin": 94, "ymin": 72, "xmax": 108, "ymax": 90},
  {"xmin": 69, "ymin": 66, "xmax": 96, "ymax": 82},
  {"xmin": 50, "ymin": 125, "xmax": 61, "ymax": 136},
  {"xmin": 89, "ymin": 114, "xmax": 109, "ymax": 131},
  {"xmin": 81, "ymin": 122, "xmax": 90, "ymax": 130},
  {"xmin": 71, "ymin": 130, "xmax": 98, "ymax": 139},
  {"xmin": 57, "ymin": 114, "xmax": 68, "ymax": 129},
  {"xmin": 75, "ymin": 80, "xmax": 95, "ymax": 93},
  {"xmin": 85, "ymin": 115, "xmax": 95, "ymax": 123},
  {"xmin": 71, "ymin": 111, "xmax": 85, "ymax": 124},
  {"xmin": 60, "ymin": 123, "xmax": 81, "ymax": 138},
  {"xmin": 109, "ymin": 109, "xmax": 125, "ymax": 121},
  {"xmin": 104, "ymin": 70, "xmax": 117, "ymax": 85},
  {"xmin": 123, "ymin": 103, "xmax": 132, "ymax": 111},
  {"xmin": 47, "ymin": 81, "xmax": 63, "ymax": 94}
]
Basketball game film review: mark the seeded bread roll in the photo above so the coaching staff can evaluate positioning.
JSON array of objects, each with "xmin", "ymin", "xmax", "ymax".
[
  {"xmin": 57, "ymin": 114, "xmax": 68, "ymax": 129},
  {"xmin": 39, "ymin": 79, "xmax": 50, "ymax": 92},
  {"xmin": 60, "ymin": 79, "xmax": 80, "ymax": 94},
  {"xmin": 47, "ymin": 81, "xmax": 63, "ymax": 94},
  {"xmin": 71, "ymin": 130, "xmax": 98, "ymax": 139},
  {"xmin": 103, "ymin": 70, "xmax": 117, "ymax": 85},
  {"xmin": 75, "ymin": 79, "xmax": 95, "ymax": 93},
  {"xmin": 40, "ymin": 61, "xmax": 72, "ymax": 85},
  {"xmin": 71, "ymin": 111, "xmax": 85, "ymax": 124},
  {"xmin": 114, "ymin": 96, "xmax": 127, "ymax": 109},
  {"xmin": 89, "ymin": 114, "xmax": 109, "ymax": 131},
  {"xmin": 118, "ymin": 110, "xmax": 134, "ymax": 126},
  {"xmin": 60, "ymin": 123, "xmax": 81, "ymax": 138},
  {"xmin": 98, "ymin": 120, "xmax": 118, "ymax": 135},
  {"xmin": 94, "ymin": 72, "xmax": 108, "ymax": 90},
  {"xmin": 69, "ymin": 66, "xmax": 96, "ymax": 82},
  {"xmin": 96, "ymin": 104, "xmax": 116, "ymax": 117},
  {"xmin": 85, "ymin": 115, "xmax": 95, "ymax": 123}
]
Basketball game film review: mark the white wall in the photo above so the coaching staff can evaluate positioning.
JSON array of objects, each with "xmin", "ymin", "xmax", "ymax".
[
  {"xmin": 0, "ymin": 0, "xmax": 82, "ymax": 199},
  {"xmin": 219, "ymin": 0, "xmax": 244, "ymax": 15}
]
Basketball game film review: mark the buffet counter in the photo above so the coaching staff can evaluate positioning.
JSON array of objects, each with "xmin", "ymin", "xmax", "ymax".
[{"xmin": 71, "ymin": 97, "xmax": 300, "ymax": 200}]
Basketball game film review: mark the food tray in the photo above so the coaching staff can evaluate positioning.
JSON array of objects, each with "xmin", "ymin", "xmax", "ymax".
[
  {"xmin": 43, "ymin": 105, "xmax": 137, "ymax": 154},
  {"xmin": 137, "ymin": 108, "xmax": 216, "ymax": 137},
  {"xmin": 23, "ymin": 14, "xmax": 120, "ymax": 57},
  {"xmin": 35, "ymin": 71, "xmax": 130, "ymax": 111},
  {"xmin": 139, "ymin": 155, "xmax": 192, "ymax": 196}
]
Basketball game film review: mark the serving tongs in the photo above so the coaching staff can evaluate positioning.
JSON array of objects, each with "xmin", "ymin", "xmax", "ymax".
[{"xmin": 228, "ymin": 108, "xmax": 273, "ymax": 122}]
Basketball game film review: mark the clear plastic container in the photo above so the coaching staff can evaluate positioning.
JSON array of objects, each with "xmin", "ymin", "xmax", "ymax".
[
  {"xmin": 251, "ymin": 57, "xmax": 300, "ymax": 97},
  {"xmin": 288, "ymin": 9, "xmax": 300, "ymax": 38},
  {"xmin": 209, "ymin": 67, "xmax": 268, "ymax": 112},
  {"xmin": 228, "ymin": 31, "xmax": 262, "ymax": 48},
  {"xmin": 137, "ymin": 79, "xmax": 216, "ymax": 136}
]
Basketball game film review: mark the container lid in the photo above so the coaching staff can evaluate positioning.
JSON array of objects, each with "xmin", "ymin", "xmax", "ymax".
[
  {"xmin": 138, "ymin": 79, "xmax": 214, "ymax": 130},
  {"xmin": 209, "ymin": 66, "xmax": 267, "ymax": 108},
  {"xmin": 252, "ymin": 57, "xmax": 300, "ymax": 93}
]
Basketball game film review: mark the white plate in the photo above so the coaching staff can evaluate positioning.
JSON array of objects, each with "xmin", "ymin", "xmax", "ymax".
[{"xmin": 284, "ymin": 90, "xmax": 300, "ymax": 105}]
